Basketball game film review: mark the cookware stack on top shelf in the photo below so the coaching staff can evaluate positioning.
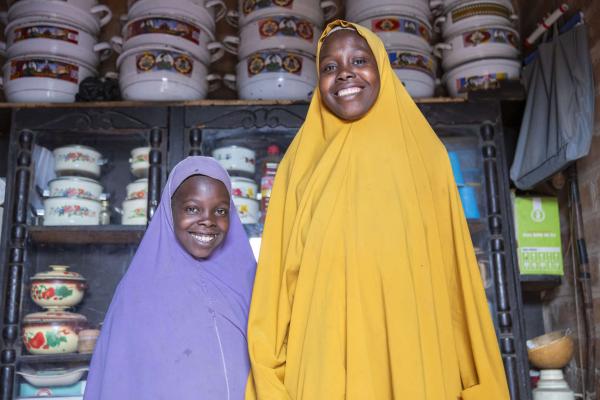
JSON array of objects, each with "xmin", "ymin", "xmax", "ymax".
[
  {"xmin": 121, "ymin": 146, "xmax": 150, "ymax": 225},
  {"xmin": 432, "ymin": 0, "xmax": 521, "ymax": 97},
  {"xmin": 346, "ymin": 0, "xmax": 436, "ymax": 98},
  {"xmin": 0, "ymin": 0, "xmax": 113, "ymax": 103},
  {"xmin": 223, "ymin": 0, "xmax": 337, "ymax": 100},
  {"xmin": 43, "ymin": 145, "xmax": 106, "ymax": 226},
  {"xmin": 113, "ymin": 0, "xmax": 228, "ymax": 101}
]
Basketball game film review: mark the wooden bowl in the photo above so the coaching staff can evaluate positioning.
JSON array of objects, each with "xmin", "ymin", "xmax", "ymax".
[{"xmin": 527, "ymin": 330, "xmax": 574, "ymax": 369}]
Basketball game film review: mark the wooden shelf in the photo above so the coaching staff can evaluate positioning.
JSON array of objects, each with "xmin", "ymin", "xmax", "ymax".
[
  {"xmin": 520, "ymin": 275, "xmax": 562, "ymax": 291},
  {"xmin": 28, "ymin": 225, "xmax": 146, "ymax": 244},
  {"xmin": 18, "ymin": 353, "xmax": 92, "ymax": 365}
]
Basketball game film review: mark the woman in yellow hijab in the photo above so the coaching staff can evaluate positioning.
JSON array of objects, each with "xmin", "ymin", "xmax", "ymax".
[{"xmin": 246, "ymin": 20, "xmax": 509, "ymax": 400}]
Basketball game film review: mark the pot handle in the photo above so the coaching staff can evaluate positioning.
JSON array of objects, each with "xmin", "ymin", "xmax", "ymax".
[
  {"xmin": 222, "ymin": 35, "xmax": 239, "ymax": 55},
  {"xmin": 0, "ymin": 12, "xmax": 6, "ymax": 26},
  {"xmin": 510, "ymin": 13, "xmax": 519, "ymax": 22},
  {"xmin": 433, "ymin": 15, "xmax": 445, "ymax": 32},
  {"xmin": 320, "ymin": 0, "xmax": 338, "ymax": 20},
  {"xmin": 206, "ymin": 0, "xmax": 227, "ymax": 22},
  {"xmin": 94, "ymin": 42, "xmax": 113, "ymax": 61},
  {"xmin": 110, "ymin": 36, "xmax": 124, "ymax": 54},
  {"xmin": 0, "ymin": 41, "xmax": 5, "ymax": 58},
  {"xmin": 433, "ymin": 42, "xmax": 451, "ymax": 58},
  {"xmin": 206, "ymin": 73, "xmax": 222, "ymax": 92},
  {"xmin": 97, "ymin": 158, "xmax": 108, "ymax": 166},
  {"xmin": 208, "ymin": 42, "xmax": 225, "ymax": 63},
  {"xmin": 90, "ymin": 4, "xmax": 113, "ymax": 28},
  {"xmin": 226, "ymin": 10, "xmax": 239, "ymax": 28},
  {"xmin": 223, "ymin": 73, "xmax": 236, "ymax": 91}
]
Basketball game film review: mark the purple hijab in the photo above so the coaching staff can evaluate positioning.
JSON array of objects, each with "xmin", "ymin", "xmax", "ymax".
[{"xmin": 84, "ymin": 156, "xmax": 256, "ymax": 400}]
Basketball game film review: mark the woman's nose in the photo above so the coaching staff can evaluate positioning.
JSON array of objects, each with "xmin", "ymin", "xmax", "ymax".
[
  {"xmin": 336, "ymin": 66, "xmax": 355, "ymax": 80},
  {"xmin": 196, "ymin": 211, "xmax": 216, "ymax": 226}
]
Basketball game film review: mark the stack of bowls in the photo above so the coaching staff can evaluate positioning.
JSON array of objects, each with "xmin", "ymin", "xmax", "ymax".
[
  {"xmin": 0, "ymin": 0, "xmax": 113, "ymax": 103},
  {"xmin": 44, "ymin": 144, "xmax": 106, "ymax": 226},
  {"xmin": 212, "ymin": 144, "xmax": 260, "ymax": 225},
  {"xmin": 432, "ymin": 0, "xmax": 521, "ymax": 97},
  {"xmin": 346, "ymin": 0, "xmax": 436, "ymax": 98},
  {"xmin": 22, "ymin": 265, "xmax": 89, "ymax": 355},
  {"xmin": 121, "ymin": 146, "xmax": 150, "ymax": 225},
  {"xmin": 222, "ymin": 0, "xmax": 337, "ymax": 100},
  {"xmin": 113, "ymin": 0, "xmax": 228, "ymax": 101}
]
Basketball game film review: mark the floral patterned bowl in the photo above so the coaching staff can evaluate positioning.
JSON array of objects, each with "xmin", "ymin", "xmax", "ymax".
[
  {"xmin": 43, "ymin": 196, "xmax": 101, "ymax": 226},
  {"xmin": 30, "ymin": 265, "xmax": 87, "ymax": 309},
  {"xmin": 22, "ymin": 310, "xmax": 87, "ymax": 355}
]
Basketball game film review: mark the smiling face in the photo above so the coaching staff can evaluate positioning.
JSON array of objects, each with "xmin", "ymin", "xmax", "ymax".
[
  {"xmin": 171, "ymin": 175, "xmax": 231, "ymax": 259},
  {"xmin": 318, "ymin": 29, "xmax": 381, "ymax": 121}
]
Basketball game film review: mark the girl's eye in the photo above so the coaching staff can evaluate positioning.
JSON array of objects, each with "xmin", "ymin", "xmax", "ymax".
[
  {"xmin": 216, "ymin": 208, "xmax": 229, "ymax": 216},
  {"xmin": 353, "ymin": 58, "xmax": 366, "ymax": 66},
  {"xmin": 322, "ymin": 63, "xmax": 336, "ymax": 73},
  {"xmin": 185, "ymin": 206, "xmax": 199, "ymax": 214}
]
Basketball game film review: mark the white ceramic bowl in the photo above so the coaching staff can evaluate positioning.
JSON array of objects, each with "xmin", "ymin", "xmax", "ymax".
[
  {"xmin": 233, "ymin": 195, "xmax": 259, "ymax": 224},
  {"xmin": 346, "ymin": 0, "xmax": 431, "ymax": 23},
  {"xmin": 434, "ymin": 24, "xmax": 519, "ymax": 70},
  {"xmin": 17, "ymin": 367, "xmax": 88, "ymax": 387},
  {"xmin": 121, "ymin": 198, "xmax": 147, "ymax": 225},
  {"xmin": 112, "ymin": 14, "xmax": 223, "ymax": 65},
  {"xmin": 231, "ymin": 176, "xmax": 258, "ymax": 199},
  {"xmin": 126, "ymin": 178, "xmax": 148, "ymax": 199},
  {"xmin": 6, "ymin": 0, "xmax": 112, "ymax": 36},
  {"xmin": 117, "ymin": 44, "xmax": 216, "ymax": 101},
  {"xmin": 22, "ymin": 310, "xmax": 86, "ymax": 355},
  {"xmin": 127, "ymin": 0, "xmax": 226, "ymax": 32},
  {"xmin": 8, "ymin": 0, "xmax": 98, "ymax": 12},
  {"xmin": 53, "ymin": 145, "xmax": 103, "ymax": 178},
  {"xmin": 229, "ymin": 49, "xmax": 316, "ymax": 100},
  {"xmin": 1, "ymin": 54, "xmax": 96, "ymax": 103},
  {"xmin": 30, "ymin": 265, "xmax": 87, "ymax": 309},
  {"xmin": 388, "ymin": 48, "xmax": 436, "ymax": 98},
  {"xmin": 130, "ymin": 147, "xmax": 150, "ymax": 178},
  {"xmin": 43, "ymin": 196, "xmax": 101, "ymax": 226},
  {"xmin": 47, "ymin": 176, "xmax": 103, "ymax": 200},
  {"xmin": 223, "ymin": 13, "xmax": 321, "ymax": 60},
  {"xmin": 443, "ymin": 57, "xmax": 520, "ymax": 97},
  {"xmin": 358, "ymin": 14, "xmax": 432, "ymax": 52},
  {"xmin": 212, "ymin": 145, "xmax": 256, "ymax": 174},
  {"xmin": 237, "ymin": 0, "xmax": 337, "ymax": 28},
  {"xmin": 0, "ymin": 16, "xmax": 111, "ymax": 66},
  {"xmin": 434, "ymin": 0, "xmax": 517, "ymax": 39}
]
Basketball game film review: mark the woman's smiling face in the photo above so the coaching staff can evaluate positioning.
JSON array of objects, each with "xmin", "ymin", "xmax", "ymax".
[
  {"xmin": 171, "ymin": 175, "xmax": 231, "ymax": 259},
  {"xmin": 318, "ymin": 29, "xmax": 381, "ymax": 121}
]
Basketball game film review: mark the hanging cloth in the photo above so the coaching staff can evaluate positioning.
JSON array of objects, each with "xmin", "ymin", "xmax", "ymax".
[
  {"xmin": 246, "ymin": 20, "xmax": 509, "ymax": 400},
  {"xmin": 511, "ymin": 22, "xmax": 594, "ymax": 189}
]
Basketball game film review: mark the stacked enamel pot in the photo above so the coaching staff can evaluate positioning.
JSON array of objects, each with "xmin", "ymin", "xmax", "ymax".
[
  {"xmin": 113, "ymin": 0, "xmax": 228, "ymax": 101},
  {"xmin": 346, "ymin": 0, "xmax": 437, "ymax": 99},
  {"xmin": 121, "ymin": 146, "xmax": 150, "ymax": 225},
  {"xmin": 0, "ymin": 0, "xmax": 113, "ymax": 103},
  {"xmin": 222, "ymin": 0, "xmax": 337, "ymax": 100},
  {"xmin": 431, "ymin": 0, "xmax": 521, "ymax": 97}
]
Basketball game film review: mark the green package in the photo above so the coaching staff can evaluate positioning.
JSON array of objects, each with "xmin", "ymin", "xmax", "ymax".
[{"xmin": 512, "ymin": 195, "xmax": 564, "ymax": 275}]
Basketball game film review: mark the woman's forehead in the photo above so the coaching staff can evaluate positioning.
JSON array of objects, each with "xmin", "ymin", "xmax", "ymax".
[{"xmin": 320, "ymin": 30, "xmax": 371, "ymax": 56}]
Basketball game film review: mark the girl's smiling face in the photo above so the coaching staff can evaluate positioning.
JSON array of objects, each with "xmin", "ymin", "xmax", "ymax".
[
  {"xmin": 171, "ymin": 175, "xmax": 231, "ymax": 259},
  {"xmin": 318, "ymin": 29, "xmax": 381, "ymax": 121}
]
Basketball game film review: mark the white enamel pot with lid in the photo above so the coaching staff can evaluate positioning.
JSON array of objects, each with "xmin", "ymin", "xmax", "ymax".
[
  {"xmin": 433, "ymin": 24, "xmax": 520, "ymax": 70},
  {"xmin": 30, "ymin": 264, "xmax": 87, "ymax": 309},
  {"xmin": 1, "ymin": 54, "xmax": 97, "ymax": 103},
  {"xmin": 388, "ymin": 47, "xmax": 437, "ymax": 98},
  {"xmin": 223, "ymin": 13, "xmax": 321, "ymax": 60},
  {"xmin": 116, "ymin": 44, "xmax": 220, "ymax": 101},
  {"xmin": 0, "ymin": 16, "xmax": 112, "ymax": 66},
  {"xmin": 47, "ymin": 176, "xmax": 104, "ymax": 200},
  {"xmin": 5, "ymin": 0, "xmax": 112, "ymax": 36},
  {"xmin": 111, "ymin": 14, "xmax": 224, "ymax": 65},
  {"xmin": 22, "ymin": 310, "xmax": 87, "ymax": 354},
  {"xmin": 357, "ymin": 14, "xmax": 432, "ymax": 52},
  {"xmin": 231, "ymin": 0, "xmax": 337, "ymax": 28},
  {"xmin": 434, "ymin": 0, "xmax": 518, "ymax": 39},
  {"xmin": 127, "ymin": 0, "xmax": 226, "ymax": 32},
  {"xmin": 345, "ymin": 0, "xmax": 431, "ymax": 23},
  {"xmin": 53, "ymin": 144, "xmax": 104, "ymax": 178},
  {"xmin": 121, "ymin": 198, "xmax": 147, "ymax": 225},
  {"xmin": 7, "ymin": 0, "xmax": 99, "ymax": 13},
  {"xmin": 43, "ymin": 196, "xmax": 101, "ymax": 225},
  {"xmin": 442, "ymin": 57, "xmax": 520, "ymax": 97},
  {"xmin": 126, "ymin": 178, "xmax": 148, "ymax": 199}
]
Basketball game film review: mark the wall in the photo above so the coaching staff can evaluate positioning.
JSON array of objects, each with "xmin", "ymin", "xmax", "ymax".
[{"xmin": 512, "ymin": 0, "xmax": 599, "ymax": 394}]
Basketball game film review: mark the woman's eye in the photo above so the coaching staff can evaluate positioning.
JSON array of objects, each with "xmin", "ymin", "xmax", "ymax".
[
  {"xmin": 322, "ymin": 63, "xmax": 336, "ymax": 73},
  {"xmin": 353, "ymin": 58, "xmax": 366, "ymax": 66},
  {"xmin": 185, "ymin": 206, "xmax": 199, "ymax": 214},
  {"xmin": 216, "ymin": 208, "xmax": 229, "ymax": 216}
]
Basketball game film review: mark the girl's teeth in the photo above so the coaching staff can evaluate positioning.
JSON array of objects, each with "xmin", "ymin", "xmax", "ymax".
[
  {"xmin": 338, "ymin": 87, "xmax": 362, "ymax": 97},
  {"xmin": 191, "ymin": 233, "xmax": 216, "ymax": 244}
]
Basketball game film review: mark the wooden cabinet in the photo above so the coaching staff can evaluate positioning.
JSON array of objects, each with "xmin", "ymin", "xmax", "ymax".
[{"xmin": 1, "ymin": 99, "xmax": 532, "ymax": 399}]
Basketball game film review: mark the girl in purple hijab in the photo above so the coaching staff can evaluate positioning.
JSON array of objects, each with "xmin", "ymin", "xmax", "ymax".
[{"xmin": 84, "ymin": 156, "xmax": 257, "ymax": 400}]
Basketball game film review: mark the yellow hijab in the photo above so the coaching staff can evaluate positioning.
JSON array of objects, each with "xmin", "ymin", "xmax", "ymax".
[{"xmin": 246, "ymin": 20, "xmax": 509, "ymax": 400}]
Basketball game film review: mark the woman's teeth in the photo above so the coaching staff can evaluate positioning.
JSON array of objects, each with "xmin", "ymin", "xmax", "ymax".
[
  {"xmin": 337, "ymin": 87, "xmax": 362, "ymax": 97},
  {"xmin": 191, "ymin": 233, "xmax": 217, "ymax": 244}
]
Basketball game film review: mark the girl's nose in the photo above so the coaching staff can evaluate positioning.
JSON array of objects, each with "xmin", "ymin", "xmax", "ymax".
[{"xmin": 336, "ymin": 66, "xmax": 355, "ymax": 81}]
